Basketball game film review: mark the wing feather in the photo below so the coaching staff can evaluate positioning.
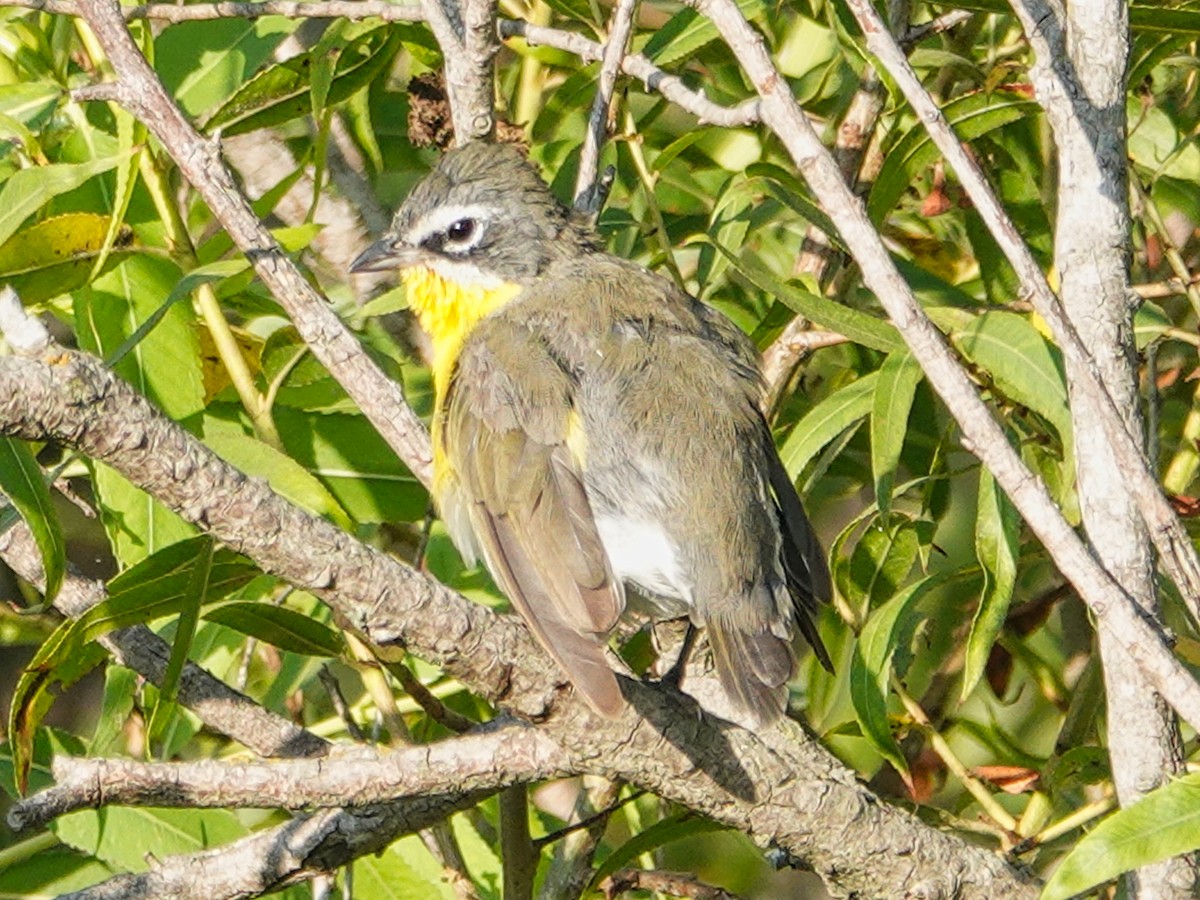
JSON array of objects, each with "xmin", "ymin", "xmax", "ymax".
[
  {"xmin": 442, "ymin": 325, "xmax": 626, "ymax": 716},
  {"xmin": 765, "ymin": 429, "xmax": 834, "ymax": 672}
]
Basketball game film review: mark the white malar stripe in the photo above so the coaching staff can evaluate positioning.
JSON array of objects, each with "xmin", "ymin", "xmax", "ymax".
[{"xmin": 595, "ymin": 515, "xmax": 692, "ymax": 611}]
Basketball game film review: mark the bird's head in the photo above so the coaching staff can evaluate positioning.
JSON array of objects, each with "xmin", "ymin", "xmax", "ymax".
[{"xmin": 350, "ymin": 142, "xmax": 592, "ymax": 289}]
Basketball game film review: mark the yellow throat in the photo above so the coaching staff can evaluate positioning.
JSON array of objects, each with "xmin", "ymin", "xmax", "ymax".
[
  {"xmin": 403, "ymin": 265, "xmax": 523, "ymax": 394},
  {"xmin": 402, "ymin": 265, "xmax": 523, "ymax": 483}
]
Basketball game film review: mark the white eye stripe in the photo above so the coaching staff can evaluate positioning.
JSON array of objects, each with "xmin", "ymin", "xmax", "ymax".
[{"xmin": 407, "ymin": 203, "xmax": 498, "ymax": 251}]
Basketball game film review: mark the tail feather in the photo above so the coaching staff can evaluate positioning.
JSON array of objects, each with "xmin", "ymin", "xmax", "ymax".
[{"xmin": 707, "ymin": 617, "xmax": 793, "ymax": 728}]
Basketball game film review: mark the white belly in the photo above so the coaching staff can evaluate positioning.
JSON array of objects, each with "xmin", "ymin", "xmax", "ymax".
[{"xmin": 595, "ymin": 515, "xmax": 692, "ymax": 616}]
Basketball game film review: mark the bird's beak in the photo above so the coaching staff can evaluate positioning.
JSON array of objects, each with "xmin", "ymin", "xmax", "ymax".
[{"xmin": 348, "ymin": 239, "xmax": 426, "ymax": 274}]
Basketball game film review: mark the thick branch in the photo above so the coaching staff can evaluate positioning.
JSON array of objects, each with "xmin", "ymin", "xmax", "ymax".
[{"xmin": 8, "ymin": 725, "xmax": 566, "ymax": 831}]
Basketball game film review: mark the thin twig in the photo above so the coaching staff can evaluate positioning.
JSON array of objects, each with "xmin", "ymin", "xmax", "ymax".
[
  {"xmin": 502, "ymin": 19, "xmax": 764, "ymax": 127},
  {"xmin": 318, "ymin": 665, "xmax": 367, "ymax": 741},
  {"xmin": 573, "ymin": 0, "xmax": 638, "ymax": 211},
  {"xmin": 894, "ymin": 679, "xmax": 1018, "ymax": 838}
]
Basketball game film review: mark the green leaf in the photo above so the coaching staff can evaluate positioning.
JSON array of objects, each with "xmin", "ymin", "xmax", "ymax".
[
  {"xmin": 849, "ymin": 573, "xmax": 950, "ymax": 782},
  {"xmin": 55, "ymin": 806, "xmax": 247, "ymax": 872},
  {"xmin": 537, "ymin": 0, "xmax": 595, "ymax": 24},
  {"xmin": 780, "ymin": 372, "xmax": 879, "ymax": 477},
  {"xmin": 90, "ymin": 665, "xmax": 138, "ymax": 755},
  {"xmin": 1134, "ymin": 300, "xmax": 1172, "ymax": 350},
  {"xmin": 744, "ymin": 162, "xmax": 845, "ymax": 250},
  {"xmin": 642, "ymin": 0, "xmax": 765, "ymax": 67},
  {"xmin": 0, "ymin": 152, "xmax": 130, "ymax": 248},
  {"xmin": 947, "ymin": 310, "xmax": 1074, "ymax": 465},
  {"xmin": 354, "ymin": 835, "xmax": 456, "ymax": 900},
  {"xmin": 103, "ymin": 260, "xmax": 250, "ymax": 370},
  {"xmin": 157, "ymin": 17, "xmax": 295, "ymax": 116},
  {"xmin": 588, "ymin": 813, "xmax": 726, "ymax": 890},
  {"xmin": 353, "ymin": 843, "xmax": 454, "ymax": 899},
  {"xmin": 148, "ymin": 536, "xmax": 214, "ymax": 741},
  {"xmin": 203, "ymin": 601, "xmax": 344, "ymax": 657},
  {"xmin": 0, "ymin": 213, "xmax": 135, "ymax": 304},
  {"xmin": 0, "ymin": 846, "xmax": 114, "ymax": 897},
  {"xmin": 1041, "ymin": 774, "xmax": 1200, "ymax": 900},
  {"xmin": 0, "ymin": 437, "xmax": 64, "ymax": 603},
  {"xmin": 450, "ymin": 810, "xmax": 502, "ymax": 892},
  {"xmin": 74, "ymin": 255, "xmax": 207, "ymax": 564},
  {"xmin": 0, "ymin": 82, "xmax": 63, "ymax": 130},
  {"xmin": 89, "ymin": 101, "xmax": 143, "ymax": 284},
  {"xmin": 714, "ymin": 245, "xmax": 904, "ymax": 353},
  {"xmin": 197, "ymin": 415, "xmax": 353, "ymax": 530},
  {"xmin": 962, "ymin": 468, "xmax": 1020, "ymax": 699},
  {"xmin": 868, "ymin": 90, "xmax": 1038, "ymax": 224},
  {"xmin": 275, "ymin": 409, "xmax": 428, "ymax": 525},
  {"xmin": 836, "ymin": 516, "xmax": 925, "ymax": 618},
  {"xmin": 870, "ymin": 352, "xmax": 922, "ymax": 519},
  {"xmin": 75, "ymin": 254, "xmax": 205, "ymax": 421},
  {"xmin": 202, "ymin": 26, "xmax": 405, "ymax": 136},
  {"xmin": 89, "ymin": 464, "xmax": 197, "ymax": 568},
  {"xmin": 8, "ymin": 644, "xmax": 106, "ymax": 794}
]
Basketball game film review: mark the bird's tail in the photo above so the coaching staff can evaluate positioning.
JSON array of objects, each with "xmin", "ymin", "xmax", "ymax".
[{"xmin": 706, "ymin": 615, "xmax": 794, "ymax": 728}]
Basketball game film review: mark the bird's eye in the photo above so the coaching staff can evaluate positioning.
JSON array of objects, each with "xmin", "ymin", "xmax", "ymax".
[{"xmin": 446, "ymin": 218, "xmax": 477, "ymax": 243}]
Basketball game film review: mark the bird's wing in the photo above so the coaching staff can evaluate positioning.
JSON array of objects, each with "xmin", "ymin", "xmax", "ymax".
[
  {"xmin": 764, "ymin": 428, "xmax": 833, "ymax": 672},
  {"xmin": 442, "ymin": 319, "xmax": 626, "ymax": 717}
]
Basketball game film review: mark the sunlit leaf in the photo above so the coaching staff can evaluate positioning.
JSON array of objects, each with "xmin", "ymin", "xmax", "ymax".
[
  {"xmin": 871, "ymin": 352, "xmax": 922, "ymax": 518},
  {"xmin": 203, "ymin": 601, "xmax": 344, "ymax": 658},
  {"xmin": 0, "ymin": 437, "xmax": 64, "ymax": 603},
  {"xmin": 780, "ymin": 373, "xmax": 878, "ymax": 478},
  {"xmin": 0, "ymin": 153, "xmax": 131, "ymax": 248},
  {"xmin": 850, "ymin": 575, "xmax": 945, "ymax": 784},
  {"xmin": 962, "ymin": 467, "xmax": 1020, "ymax": 699},
  {"xmin": 1042, "ymin": 775, "xmax": 1200, "ymax": 900}
]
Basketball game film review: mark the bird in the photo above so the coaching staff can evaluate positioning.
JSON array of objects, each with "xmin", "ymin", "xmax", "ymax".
[{"xmin": 350, "ymin": 142, "xmax": 832, "ymax": 727}]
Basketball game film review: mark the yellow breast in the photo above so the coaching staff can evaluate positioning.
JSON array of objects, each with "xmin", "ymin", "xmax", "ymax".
[{"xmin": 402, "ymin": 266, "xmax": 523, "ymax": 490}]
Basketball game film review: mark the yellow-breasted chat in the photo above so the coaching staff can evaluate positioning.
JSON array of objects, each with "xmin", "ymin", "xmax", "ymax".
[{"xmin": 351, "ymin": 142, "xmax": 832, "ymax": 727}]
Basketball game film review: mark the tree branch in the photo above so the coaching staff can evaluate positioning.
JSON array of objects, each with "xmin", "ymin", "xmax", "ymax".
[
  {"xmin": 8, "ymin": 725, "xmax": 567, "ymax": 832},
  {"xmin": 1007, "ymin": 0, "xmax": 1195, "ymax": 894},
  {"xmin": 573, "ymin": 0, "xmax": 638, "ymax": 211},
  {"xmin": 683, "ymin": 0, "xmax": 1200, "ymax": 733},
  {"xmin": 72, "ymin": 0, "xmax": 435, "ymax": 489},
  {"xmin": 57, "ymin": 796, "xmax": 488, "ymax": 899}
]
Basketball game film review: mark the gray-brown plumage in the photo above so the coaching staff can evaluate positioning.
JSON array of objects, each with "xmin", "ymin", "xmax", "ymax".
[{"xmin": 351, "ymin": 143, "xmax": 832, "ymax": 727}]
